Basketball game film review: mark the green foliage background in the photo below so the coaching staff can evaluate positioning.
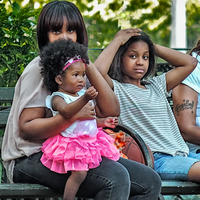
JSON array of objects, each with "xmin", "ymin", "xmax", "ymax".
[
  {"xmin": 0, "ymin": 0, "xmax": 200, "ymax": 87},
  {"xmin": 0, "ymin": 1, "xmax": 39, "ymax": 87}
]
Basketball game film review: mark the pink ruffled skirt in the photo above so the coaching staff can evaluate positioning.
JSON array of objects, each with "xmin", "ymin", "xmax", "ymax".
[{"xmin": 41, "ymin": 128, "xmax": 120, "ymax": 173}]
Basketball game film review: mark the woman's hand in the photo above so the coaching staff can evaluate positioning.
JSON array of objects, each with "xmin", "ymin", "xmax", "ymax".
[
  {"xmin": 104, "ymin": 116, "xmax": 118, "ymax": 128},
  {"xmin": 97, "ymin": 116, "xmax": 118, "ymax": 128},
  {"xmin": 75, "ymin": 102, "xmax": 96, "ymax": 120}
]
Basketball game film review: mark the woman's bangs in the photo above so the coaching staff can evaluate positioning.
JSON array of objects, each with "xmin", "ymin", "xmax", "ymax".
[
  {"xmin": 66, "ymin": 11, "xmax": 80, "ymax": 32},
  {"xmin": 46, "ymin": 6, "xmax": 80, "ymax": 32},
  {"xmin": 47, "ymin": 8, "xmax": 65, "ymax": 31}
]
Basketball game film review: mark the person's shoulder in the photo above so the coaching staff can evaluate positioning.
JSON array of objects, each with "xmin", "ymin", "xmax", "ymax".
[
  {"xmin": 24, "ymin": 56, "xmax": 40, "ymax": 71},
  {"xmin": 50, "ymin": 91, "xmax": 67, "ymax": 98},
  {"xmin": 191, "ymin": 52, "xmax": 200, "ymax": 68},
  {"xmin": 148, "ymin": 73, "xmax": 166, "ymax": 85},
  {"xmin": 182, "ymin": 52, "xmax": 200, "ymax": 92},
  {"xmin": 21, "ymin": 56, "xmax": 41, "ymax": 76},
  {"xmin": 112, "ymin": 79, "xmax": 122, "ymax": 86},
  {"xmin": 46, "ymin": 92, "xmax": 66, "ymax": 109},
  {"xmin": 146, "ymin": 74, "xmax": 169, "ymax": 94},
  {"xmin": 19, "ymin": 56, "xmax": 41, "ymax": 82},
  {"xmin": 185, "ymin": 52, "xmax": 200, "ymax": 78},
  {"xmin": 192, "ymin": 51, "xmax": 199, "ymax": 59}
]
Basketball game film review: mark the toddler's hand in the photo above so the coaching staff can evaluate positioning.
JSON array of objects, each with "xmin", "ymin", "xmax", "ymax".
[
  {"xmin": 85, "ymin": 86, "xmax": 98, "ymax": 100},
  {"xmin": 104, "ymin": 117, "xmax": 118, "ymax": 128}
]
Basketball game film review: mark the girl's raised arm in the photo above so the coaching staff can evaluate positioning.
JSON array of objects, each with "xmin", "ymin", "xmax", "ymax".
[
  {"xmin": 154, "ymin": 44, "xmax": 197, "ymax": 92},
  {"xmin": 95, "ymin": 28, "xmax": 141, "ymax": 89}
]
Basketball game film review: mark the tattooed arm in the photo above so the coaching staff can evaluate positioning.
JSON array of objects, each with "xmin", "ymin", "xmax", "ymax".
[{"xmin": 173, "ymin": 83, "xmax": 200, "ymax": 144}]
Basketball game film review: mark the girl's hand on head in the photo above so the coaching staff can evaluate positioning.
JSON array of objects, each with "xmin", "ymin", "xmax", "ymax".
[
  {"xmin": 103, "ymin": 117, "xmax": 118, "ymax": 128},
  {"xmin": 114, "ymin": 28, "xmax": 142, "ymax": 46},
  {"xmin": 85, "ymin": 86, "xmax": 98, "ymax": 101}
]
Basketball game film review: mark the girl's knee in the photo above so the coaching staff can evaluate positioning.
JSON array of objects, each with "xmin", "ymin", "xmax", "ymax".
[{"xmin": 188, "ymin": 161, "xmax": 200, "ymax": 182}]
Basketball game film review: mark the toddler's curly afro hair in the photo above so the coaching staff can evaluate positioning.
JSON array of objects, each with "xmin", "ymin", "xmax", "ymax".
[{"xmin": 40, "ymin": 39, "xmax": 89, "ymax": 93}]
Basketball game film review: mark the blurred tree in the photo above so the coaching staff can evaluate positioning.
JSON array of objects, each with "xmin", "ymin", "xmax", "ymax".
[
  {"xmin": 186, "ymin": 0, "xmax": 200, "ymax": 49},
  {"xmin": 2, "ymin": 0, "xmax": 200, "ymax": 49},
  {"xmin": 78, "ymin": 0, "xmax": 200, "ymax": 50},
  {"xmin": 1, "ymin": 0, "xmax": 200, "ymax": 86}
]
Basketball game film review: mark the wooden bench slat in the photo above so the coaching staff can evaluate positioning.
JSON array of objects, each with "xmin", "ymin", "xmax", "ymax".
[
  {"xmin": 0, "ymin": 87, "xmax": 15, "ymax": 103},
  {"xmin": 161, "ymin": 180, "xmax": 200, "ymax": 195},
  {"xmin": 0, "ymin": 183, "xmax": 62, "ymax": 198},
  {"xmin": 0, "ymin": 108, "xmax": 10, "ymax": 129}
]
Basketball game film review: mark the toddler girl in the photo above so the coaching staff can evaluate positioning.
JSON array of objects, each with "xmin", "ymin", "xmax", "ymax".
[{"xmin": 40, "ymin": 39, "xmax": 120, "ymax": 200}]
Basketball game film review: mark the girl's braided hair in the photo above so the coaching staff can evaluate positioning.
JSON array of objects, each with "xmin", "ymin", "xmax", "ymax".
[{"xmin": 40, "ymin": 39, "xmax": 89, "ymax": 93}]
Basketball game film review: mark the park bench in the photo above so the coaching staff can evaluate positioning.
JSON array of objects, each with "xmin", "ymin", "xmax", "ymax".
[
  {"xmin": 0, "ymin": 87, "xmax": 64, "ymax": 199},
  {"xmin": 1, "ymin": 86, "xmax": 200, "ymax": 200}
]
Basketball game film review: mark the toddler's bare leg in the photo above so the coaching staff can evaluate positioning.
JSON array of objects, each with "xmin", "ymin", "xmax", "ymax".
[{"xmin": 63, "ymin": 171, "xmax": 87, "ymax": 200}]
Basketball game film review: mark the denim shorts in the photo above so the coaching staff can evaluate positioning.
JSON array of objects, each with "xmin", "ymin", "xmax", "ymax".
[{"xmin": 153, "ymin": 152, "xmax": 200, "ymax": 180}]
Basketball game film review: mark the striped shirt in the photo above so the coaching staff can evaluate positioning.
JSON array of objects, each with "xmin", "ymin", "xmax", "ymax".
[
  {"xmin": 182, "ymin": 52, "xmax": 200, "ymax": 153},
  {"xmin": 112, "ymin": 73, "xmax": 189, "ymax": 156}
]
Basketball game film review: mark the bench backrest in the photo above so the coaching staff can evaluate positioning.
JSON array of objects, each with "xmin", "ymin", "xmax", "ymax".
[
  {"xmin": 0, "ymin": 87, "xmax": 14, "ymax": 109},
  {"xmin": 0, "ymin": 87, "xmax": 14, "ymax": 183},
  {"xmin": 0, "ymin": 87, "xmax": 14, "ymax": 129}
]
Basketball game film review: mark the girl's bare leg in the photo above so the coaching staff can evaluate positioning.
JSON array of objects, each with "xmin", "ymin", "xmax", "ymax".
[
  {"xmin": 188, "ymin": 161, "xmax": 200, "ymax": 183},
  {"xmin": 63, "ymin": 171, "xmax": 87, "ymax": 200}
]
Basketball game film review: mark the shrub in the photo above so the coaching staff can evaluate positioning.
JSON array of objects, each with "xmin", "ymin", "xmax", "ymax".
[{"xmin": 0, "ymin": 1, "xmax": 39, "ymax": 87}]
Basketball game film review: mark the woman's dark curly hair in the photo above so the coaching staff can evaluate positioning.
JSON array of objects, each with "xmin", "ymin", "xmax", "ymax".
[
  {"xmin": 40, "ymin": 39, "xmax": 89, "ymax": 93},
  {"xmin": 108, "ymin": 32, "xmax": 155, "ymax": 83}
]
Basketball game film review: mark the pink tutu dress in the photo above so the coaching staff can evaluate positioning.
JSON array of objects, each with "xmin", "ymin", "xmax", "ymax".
[{"xmin": 41, "ymin": 90, "xmax": 120, "ymax": 173}]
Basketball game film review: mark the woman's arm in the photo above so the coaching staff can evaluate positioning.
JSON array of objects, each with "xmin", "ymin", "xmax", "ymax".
[
  {"xmin": 173, "ymin": 83, "xmax": 200, "ymax": 144},
  {"xmin": 154, "ymin": 45, "xmax": 197, "ymax": 92},
  {"xmin": 95, "ymin": 28, "xmax": 142, "ymax": 89},
  {"xmin": 19, "ymin": 103, "xmax": 96, "ymax": 142}
]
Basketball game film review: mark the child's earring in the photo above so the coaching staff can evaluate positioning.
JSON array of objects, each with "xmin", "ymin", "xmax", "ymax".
[{"xmin": 55, "ymin": 75, "xmax": 63, "ymax": 85}]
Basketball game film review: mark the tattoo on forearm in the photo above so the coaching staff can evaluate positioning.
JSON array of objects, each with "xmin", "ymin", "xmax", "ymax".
[{"xmin": 174, "ymin": 99, "xmax": 194, "ymax": 116}]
